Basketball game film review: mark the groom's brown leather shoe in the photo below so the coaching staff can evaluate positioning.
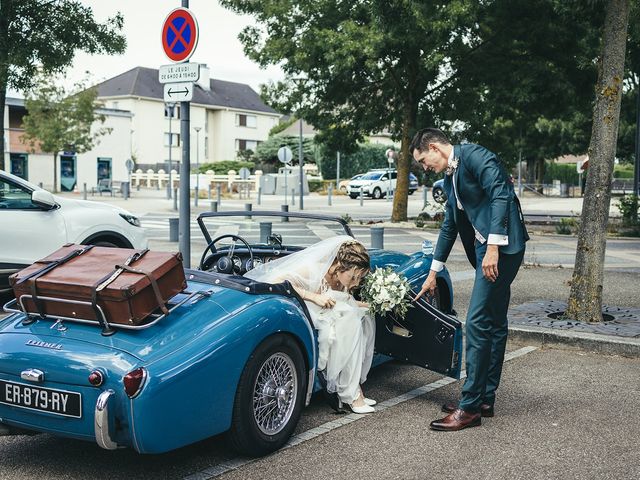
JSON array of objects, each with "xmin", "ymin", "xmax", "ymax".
[
  {"xmin": 441, "ymin": 402, "xmax": 494, "ymax": 417},
  {"xmin": 430, "ymin": 409, "xmax": 481, "ymax": 431}
]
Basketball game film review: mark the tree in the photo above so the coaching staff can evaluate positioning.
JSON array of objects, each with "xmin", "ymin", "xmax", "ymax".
[
  {"xmin": 0, "ymin": 0, "xmax": 125, "ymax": 170},
  {"xmin": 221, "ymin": 0, "xmax": 480, "ymax": 221},
  {"xmin": 253, "ymin": 133, "xmax": 315, "ymax": 166},
  {"xmin": 21, "ymin": 76, "xmax": 111, "ymax": 192},
  {"xmin": 566, "ymin": 0, "xmax": 631, "ymax": 322}
]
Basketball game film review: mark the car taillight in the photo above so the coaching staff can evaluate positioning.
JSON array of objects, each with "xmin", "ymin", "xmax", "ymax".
[
  {"xmin": 123, "ymin": 367, "xmax": 147, "ymax": 398},
  {"xmin": 88, "ymin": 370, "xmax": 104, "ymax": 387}
]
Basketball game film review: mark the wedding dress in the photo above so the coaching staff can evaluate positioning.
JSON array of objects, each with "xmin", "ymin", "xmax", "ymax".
[{"xmin": 244, "ymin": 235, "xmax": 375, "ymax": 404}]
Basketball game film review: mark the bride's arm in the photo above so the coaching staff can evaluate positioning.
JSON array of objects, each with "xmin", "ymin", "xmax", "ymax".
[{"xmin": 294, "ymin": 286, "xmax": 336, "ymax": 309}]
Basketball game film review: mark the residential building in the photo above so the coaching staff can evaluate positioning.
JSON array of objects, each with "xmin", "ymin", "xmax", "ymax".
[
  {"xmin": 2, "ymin": 97, "xmax": 132, "ymax": 192},
  {"xmin": 95, "ymin": 65, "xmax": 280, "ymax": 170}
]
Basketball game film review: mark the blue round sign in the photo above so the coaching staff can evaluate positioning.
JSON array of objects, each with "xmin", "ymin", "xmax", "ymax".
[{"xmin": 162, "ymin": 8, "xmax": 199, "ymax": 62}]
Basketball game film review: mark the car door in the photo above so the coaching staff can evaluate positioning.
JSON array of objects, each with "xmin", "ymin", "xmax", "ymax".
[
  {"xmin": 374, "ymin": 295, "xmax": 463, "ymax": 379},
  {"xmin": 0, "ymin": 177, "xmax": 67, "ymax": 282}
]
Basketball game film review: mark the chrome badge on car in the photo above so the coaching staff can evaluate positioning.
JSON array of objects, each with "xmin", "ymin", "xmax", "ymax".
[{"xmin": 25, "ymin": 339, "xmax": 63, "ymax": 350}]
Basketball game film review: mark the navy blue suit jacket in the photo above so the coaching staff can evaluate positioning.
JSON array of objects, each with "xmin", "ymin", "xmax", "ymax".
[{"xmin": 433, "ymin": 144, "xmax": 529, "ymax": 269}]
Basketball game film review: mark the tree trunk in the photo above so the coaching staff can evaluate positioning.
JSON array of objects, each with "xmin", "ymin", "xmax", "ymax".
[
  {"xmin": 391, "ymin": 101, "xmax": 417, "ymax": 222},
  {"xmin": 52, "ymin": 152, "xmax": 58, "ymax": 193},
  {"xmin": 566, "ymin": 0, "xmax": 630, "ymax": 323},
  {"xmin": 0, "ymin": 81, "xmax": 6, "ymax": 171}
]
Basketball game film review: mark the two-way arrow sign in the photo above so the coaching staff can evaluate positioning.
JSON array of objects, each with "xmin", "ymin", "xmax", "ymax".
[{"xmin": 163, "ymin": 82, "xmax": 194, "ymax": 102}]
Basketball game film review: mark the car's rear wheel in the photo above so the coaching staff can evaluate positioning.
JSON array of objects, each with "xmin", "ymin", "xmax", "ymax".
[
  {"xmin": 372, "ymin": 187, "xmax": 382, "ymax": 200},
  {"xmin": 432, "ymin": 187, "xmax": 446, "ymax": 204},
  {"xmin": 228, "ymin": 334, "xmax": 307, "ymax": 457}
]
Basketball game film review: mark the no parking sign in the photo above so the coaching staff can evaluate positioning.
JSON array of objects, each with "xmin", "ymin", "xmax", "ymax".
[{"xmin": 161, "ymin": 8, "xmax": 199, "ymax": 62}]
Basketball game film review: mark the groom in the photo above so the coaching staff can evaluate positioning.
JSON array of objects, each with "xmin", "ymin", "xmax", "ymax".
[{"xmin": 412, "ymin": 128, "xmax": 529, "ymax": 431}]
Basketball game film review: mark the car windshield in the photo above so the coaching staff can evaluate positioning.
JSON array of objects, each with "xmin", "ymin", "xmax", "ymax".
[
  {"xmin": 360, "ymin": 172, "xmax": 383, "ymax": 180},
  {"xmin": 197, "ymin": 211, "xmax": 353, "ymax": 250}
]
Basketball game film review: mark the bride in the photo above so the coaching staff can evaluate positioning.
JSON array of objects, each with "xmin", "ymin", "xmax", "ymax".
[{"xmin": 244, "ymin": 235, "xmax": 376, "ymax": 414}]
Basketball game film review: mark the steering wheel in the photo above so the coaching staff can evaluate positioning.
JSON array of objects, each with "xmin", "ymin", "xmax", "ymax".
[{"xmin": 199, "ymin": 234, "xmax": 254, "ymax": 274}]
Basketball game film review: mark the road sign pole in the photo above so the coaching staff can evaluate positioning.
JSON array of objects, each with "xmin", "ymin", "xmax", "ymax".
[
  {"xmin": 179, "ymin": 97, "xmax": 191, "ymax": 268},
  {"xmin": 299, "ymin": 118, "xmax": 304, "ymax": 210}
]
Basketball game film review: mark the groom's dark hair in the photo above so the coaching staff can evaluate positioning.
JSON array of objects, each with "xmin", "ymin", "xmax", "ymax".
[{"xmin": 410, "ymin": 128, "xmax": 451, "ymax": 154}]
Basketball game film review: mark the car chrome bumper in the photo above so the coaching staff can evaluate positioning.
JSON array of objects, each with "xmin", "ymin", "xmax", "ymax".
[{"xmin": 95, "ymin": 389, "xmax": 118, "ymax": 450}]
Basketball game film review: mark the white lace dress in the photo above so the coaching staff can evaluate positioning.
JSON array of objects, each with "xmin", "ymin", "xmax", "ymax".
[
  {"xmin": 244, "ymin": 236, "xmax": 376, "ymax": 405},
  {"xmin": 306, "ymin": 281, "xmax": 376, "ymax": 404}
]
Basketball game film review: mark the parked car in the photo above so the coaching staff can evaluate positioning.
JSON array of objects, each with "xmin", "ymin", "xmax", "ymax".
[
  {"xmin": 0, "ymin": 210, "xmax": 461, "ymax": 456},
  {"xmin": 0, "ymin": 170, "xmax": 148, "ymax": 295},
  {"xmin": 432, "ymin": 178, "xmax": 447, "ymax": 204},
  {"xmin": 338, "ymin": 174, "xmax": 363, "ymax": 193},
  {"xmin": 347, "ymin": 170, "xmax": 419, "ymax": 199}
]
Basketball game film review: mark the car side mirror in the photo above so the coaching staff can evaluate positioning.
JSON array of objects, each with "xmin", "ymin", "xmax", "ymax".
[{"xmin": 32, "ymin": 190, "xmax": 57, "ymax": 210}]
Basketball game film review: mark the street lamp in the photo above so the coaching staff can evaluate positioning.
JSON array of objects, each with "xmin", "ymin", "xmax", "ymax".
[
  {"xmin": 165, "ymin": 102, "xmax": 176, "ymax": 200},
  {"xmin": 194, "ymin": 126, "xmax": 201, "ymax": 207}
]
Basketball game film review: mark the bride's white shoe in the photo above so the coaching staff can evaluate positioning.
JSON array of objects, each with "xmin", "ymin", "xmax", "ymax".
[
  {"xmin": 349, "ymin": 403, "xmax": 375, "ymax": 414},
  {"xmin": 364, "ymin": 397, "xmax": 377, "ymax": 406}
]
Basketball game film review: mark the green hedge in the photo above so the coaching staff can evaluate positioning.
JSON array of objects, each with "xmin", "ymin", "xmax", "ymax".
[
  {"xmin": 197, "ymin": 160, "xmax": 255, "ymax": 174},
  {"xmin": 318, "ymin": 143, "xmax": 393, "ymax": 179}
]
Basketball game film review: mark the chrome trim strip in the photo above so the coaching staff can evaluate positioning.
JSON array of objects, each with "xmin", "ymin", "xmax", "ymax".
[
  {"xmin": 95, "ymin": 390, "xmax": 118, "ymax": 450},
  {"xmin": 306, "ymin": 368, "xmax": 315, "ymax": 407}
]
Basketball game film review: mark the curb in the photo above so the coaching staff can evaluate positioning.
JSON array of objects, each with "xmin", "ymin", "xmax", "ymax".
[{"xmin": 508, "ymin": 325, "xmax": 640, "ymax": 358}]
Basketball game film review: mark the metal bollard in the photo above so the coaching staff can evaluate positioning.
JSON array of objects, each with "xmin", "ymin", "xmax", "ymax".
[
  {"xmin": 291, "ymin": 189, "xmax": 296, "ymax": 207},
  {"xmin": 360, "ymin": 186, "xmax": 364, "ymax": 207},
  {"xmin": 244, "ymin": 203, "xmax": 252, "ymax": 219},
  {"xmin": 169, "ymin": 218, "xmax": 179, "ymax": 242},
  {"xmin": 208, "ymin": 184, "xmax": 212, "ymax": 200},
  {"xmin": 173, "ymin": 188, "xmax": 178, "ymax": 211},
  {"xmin": 39, "ymin": 182, "xmax": 43, "ymax": 188},
  {"xmin": 136, "ymin": 182, "xmax": 140, "ymax": 192},
  {"xmin": 281, "ymin": 204, "xmax": 289, "ymax": 222},
  {"xmin": 371, "ymin": 226, "xmax": 384, "ymax": 249},
  {"xmin": 210, "ymin": 201, "xmax": 218, "ymax": 212},
  {"xmin": 194, "ymin": 187, "xmax": 199, "ymax": 207},
  {"xmin": 328, "ymin": 184, "xmax": 333, "ymax": 206},
  {"xmin": 423, "ymin": 186, "xmax": 428, "ymax": 206},
  {"xmin": 257, "ymin": 186, "xmax": 262, "ymax": 205},
  {"xmin": 83, "ymin": 183, "xmax": 87, "ymax": 200},
  {"xmin": 216, "ymin": 184, "xmax": 221, "ymax": 205},
  {"xmin": 260, "ymin": 222, "xmax": 272, "ymax": 243}
]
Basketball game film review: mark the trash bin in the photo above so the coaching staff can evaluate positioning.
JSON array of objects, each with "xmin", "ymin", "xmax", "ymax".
[{"xmin": 121, "ymin": 181, "xmax": 130, "ymax": 199}]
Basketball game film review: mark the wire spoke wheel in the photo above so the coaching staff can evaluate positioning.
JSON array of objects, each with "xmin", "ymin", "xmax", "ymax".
[{"xmin": 252, "ymin": 352, "xmax": 297, "ymax": 436}]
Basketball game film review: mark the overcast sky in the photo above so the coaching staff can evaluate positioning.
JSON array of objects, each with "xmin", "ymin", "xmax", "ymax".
[{"xmin": 11, "ymin": 0, "xmax": 284, "ymax": 96}]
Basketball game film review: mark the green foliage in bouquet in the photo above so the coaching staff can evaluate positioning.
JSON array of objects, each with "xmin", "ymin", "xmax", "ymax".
[{"xmin": 360, "ymin": 267, "xmax": 412, "ymax": 318}]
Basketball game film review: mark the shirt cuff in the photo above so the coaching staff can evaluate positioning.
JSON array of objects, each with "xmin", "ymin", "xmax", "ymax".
[
  {"xmin": 430, "ymin": 259, "xmax": 445, "ymax": 272},
  {"xmin": 487, "ymin": 234, "xmax": 509, "ymax": 246}
]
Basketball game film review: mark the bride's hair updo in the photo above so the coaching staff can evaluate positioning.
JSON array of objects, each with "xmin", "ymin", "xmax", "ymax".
[{"xmin": 333, "ymin": 240, "xmax": 370, "ymax": 273}]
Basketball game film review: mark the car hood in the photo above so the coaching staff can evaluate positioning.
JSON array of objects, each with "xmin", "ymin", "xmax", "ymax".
[{"xmin": 52, "ymin": 195, "xmax": 135, "ymax": 216}]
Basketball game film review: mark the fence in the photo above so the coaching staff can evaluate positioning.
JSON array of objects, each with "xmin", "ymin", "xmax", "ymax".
[{"xmin": 129, "ymin": 168, "xmax": 261, "ymax": 193}]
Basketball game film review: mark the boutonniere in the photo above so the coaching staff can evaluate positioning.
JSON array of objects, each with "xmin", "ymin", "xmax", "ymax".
[{"xmin": 445, "ymin": 156, "xmax": 459, "ymax": 176}]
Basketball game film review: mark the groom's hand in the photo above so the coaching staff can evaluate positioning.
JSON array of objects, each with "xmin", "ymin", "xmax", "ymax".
[
  {"xmin": 413, "ymin": 271, "xmax": 437, "ymax": 301},
  {"xmin": 482, "ymin": 245, "xmax": 500, "ymax": 282}
]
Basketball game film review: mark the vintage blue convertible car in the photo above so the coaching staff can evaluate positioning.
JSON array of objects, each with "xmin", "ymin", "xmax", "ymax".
[{"xmin": 0, "ymin": 211, "xmax": 461, "ymax": 456}]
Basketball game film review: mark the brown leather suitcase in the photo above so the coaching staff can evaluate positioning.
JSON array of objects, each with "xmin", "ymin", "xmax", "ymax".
[{"xmin": 9, "ymin": 244, "xmax": 186, "ymax": 331}]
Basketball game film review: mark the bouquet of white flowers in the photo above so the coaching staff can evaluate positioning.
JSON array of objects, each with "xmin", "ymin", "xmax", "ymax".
[{"xmin": 360, "ymin": 267, "xmax": 412, "ymax": 318}]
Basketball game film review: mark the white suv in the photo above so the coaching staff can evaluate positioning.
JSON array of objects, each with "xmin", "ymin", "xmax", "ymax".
[
  {"xmin": 0, "ymin": 170, "xmax": 148, "ymax": 295},
  {"xmin": 347, "ymin": 169, "xmax": 419, "ymax": 199}
]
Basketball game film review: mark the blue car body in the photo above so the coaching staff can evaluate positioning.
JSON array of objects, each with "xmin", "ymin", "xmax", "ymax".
[{"xmin": 0, "ymin": 211, "xmax": 461, "ymax": 456}]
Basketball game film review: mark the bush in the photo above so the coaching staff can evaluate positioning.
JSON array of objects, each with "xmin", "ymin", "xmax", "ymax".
[
  {"xmin": 318, "ymin": 143, "xmax": 392, "ymax": 179},
  {"xmin": 555, "ymin": 217, "xmax": 578, "ymax": 235},
  {"xmin": 614, "ymin": 164, "xmax": 635, "ymax": 179},
  {"xmin": 308, "ymin": 179, "xmax": 326, "ymax": 192},
  {"xmin": 198, "ymin": 160, "xmax": 255, "ymax": 174},
  {"xmin": 617, "ymin": 194, "xmax": 639, "ymax": 227},
  {"xmin": 544, "ymin": 162, "xmax": 579, "ymax": 185}
]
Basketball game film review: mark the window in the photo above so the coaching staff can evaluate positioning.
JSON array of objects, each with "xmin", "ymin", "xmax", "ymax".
[
  {"xmin": 164, "ymin": 133, "xmax": 180, "ymax": 147},
  {"xmin": 0, "ymin": 177, "xmax": 38, "ymax": 210},
  {"xmin": 164, "ymin": 105, "xmax": 180, "ymax": 119},
  {"xmin": 236, "ymin": 113, "xmax": 257, "ymax": 128},
  {"xmin": 236, "ymin": 139, "xmax": 258, "ymax": 151}
]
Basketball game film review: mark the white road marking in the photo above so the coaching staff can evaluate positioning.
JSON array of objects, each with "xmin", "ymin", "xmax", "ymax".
[{"xmin": 183, "ymin": 346, "xmax": 538, "ymax": 480}]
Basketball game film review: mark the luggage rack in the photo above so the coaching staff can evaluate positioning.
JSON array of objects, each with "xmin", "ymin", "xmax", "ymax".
[{"xmin": 2, "ymin": 288, "xmax": 212, "ymax": 336}]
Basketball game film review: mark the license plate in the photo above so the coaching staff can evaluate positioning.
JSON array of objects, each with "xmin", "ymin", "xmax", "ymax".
[{"xmin": 0, "ymin": 379, "xmax": 82, "ymax": 418}]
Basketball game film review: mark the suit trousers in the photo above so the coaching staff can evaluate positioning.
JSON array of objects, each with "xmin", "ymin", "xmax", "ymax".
[{"xmin": 458, "ymin": 244, "xmax": 525, "ymax": 412}]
